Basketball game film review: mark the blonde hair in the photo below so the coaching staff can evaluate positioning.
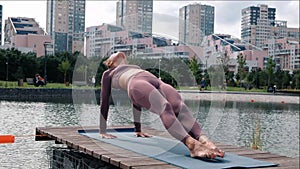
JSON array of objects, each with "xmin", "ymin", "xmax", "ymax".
[{"xmin": 104, "ymin": 52, "xmax": 126, "ymax": 68}]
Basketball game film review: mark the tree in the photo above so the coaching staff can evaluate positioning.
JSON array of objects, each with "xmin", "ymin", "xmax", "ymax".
[
  {"xmin": 0, "ymin": 48, "xmax": 38, "ymax": 81},
  {"xmin": 188, "ymin": 56, "xmax": 202, "ymax": 85},
  {"xmin": 58, "ymin": 59, "xmax": 70, "ymax": 84},
  {"xmin": 293, "ymin": 70, "xmax": 300, "ymax": 89},
  {"xmin": 265, "ymin": 56, "xmax": 276, "ymax": 86},
  {"xmin": 236, "ymin": 53, "xmax": 246, "ymax": 85},
  {"xmin": 249, "ymin": 68, "xmax": 263, "ymax": 89},
  {"xmin": 13, "ymin": 67, "xmax": 24, "ymax": 80}
]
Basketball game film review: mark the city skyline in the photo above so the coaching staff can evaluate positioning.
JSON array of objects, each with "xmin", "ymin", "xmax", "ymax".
[{"xmin": 0, "ymin": 1, "xmax": 299, "ymax": 40}]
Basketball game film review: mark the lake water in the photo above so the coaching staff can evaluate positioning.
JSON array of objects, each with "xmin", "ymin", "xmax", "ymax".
[{"xmin": 0, "ymin": 99, "xmax": 299, "ymax": 169}]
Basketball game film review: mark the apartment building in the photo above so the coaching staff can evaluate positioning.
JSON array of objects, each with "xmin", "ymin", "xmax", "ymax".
[
  {"xmin": 116, "ymin": 0, "xmax": 153, "ymax": 34},
  {"xmin": 271, "ymin": 20, "xmax": 300, "ymax": 40},
  {"xmin": 204, "ymin": 34, "xmax": 269, "ymax": 72},
  {"xmin": 179, "ymin": 3, "xmax": 214, "ymax": 46},
  {"xmin": 241, "ymin": 4, "xmax": 276, "ymax": 48},
  {"xmin": 263, "ymin": 37, "xmax": 299, "ymax": 70},
  {"xmin": 86, "ymin": 24, "xmax": 124, "ymax": 58},
  {"xmin": 4, "ymin": 17, "xmax": 52, "ymax": 57},
  {"xmin": 46, "ymin": 0, "xmax": 85, "ymax": 54},
  {"xmin": 86, "ymin": 24, "xmax": 168, "ymax": 58},
  {"xmin": 85, "ymin": 24, "xmax": 199, "ymax": 59}
]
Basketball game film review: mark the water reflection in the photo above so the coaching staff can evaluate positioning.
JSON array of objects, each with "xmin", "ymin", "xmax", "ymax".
[
  {"xmin": 0, "ymin": 100, "xmax": 298, "ymax": 169},
  {"xmin": 44, "ymin": 103, "xmax": 79, "ymax": 126}
]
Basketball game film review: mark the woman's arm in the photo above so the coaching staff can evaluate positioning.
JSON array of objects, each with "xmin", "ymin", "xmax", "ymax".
[
  {"xmin": 132, "ymin": 104, "xmax": 142, "ymax": 132},
  {"xmin": 100, "ymin": 70, "xmax": 112, "ymax": 134},
  {"xmin": 132, "ymin": 104, "xmax": 151, "ymax": 137}
]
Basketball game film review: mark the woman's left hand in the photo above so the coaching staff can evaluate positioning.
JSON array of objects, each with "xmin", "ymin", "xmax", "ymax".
[{"xmin": 135, "ymin": 132, "xmax": 152, "ymax": 138}]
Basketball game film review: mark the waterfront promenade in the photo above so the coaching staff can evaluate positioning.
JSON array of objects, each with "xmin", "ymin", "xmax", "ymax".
[
  {"xmin": 179, "ymin": 90, "xmax": 299, "ymax": 104},
  {"xmin": 0, "ymin": 88, "xmax": 299, "ymax": 104}
]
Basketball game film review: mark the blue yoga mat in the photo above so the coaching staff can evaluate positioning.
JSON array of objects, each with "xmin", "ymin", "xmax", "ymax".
[{"xmin": 78, "ymin": 128, "xmax": 278, "ymax": 169}]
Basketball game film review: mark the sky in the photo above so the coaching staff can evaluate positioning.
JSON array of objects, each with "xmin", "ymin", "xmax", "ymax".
[{"xmin": 0, "ymin": 1, "xmax": 299, "ymax": 39}]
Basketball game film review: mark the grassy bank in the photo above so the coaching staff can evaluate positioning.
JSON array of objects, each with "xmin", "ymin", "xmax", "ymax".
[
  {"xmin": 0, "ymin": 80, "xmax": 98, "ymax": 89},
  {"xmin": 1, "ymin": 80, "xmax": 299, "ymax": 93},
  {"xmin": 178, "ymin": 86, "xmax": 266, "ymax": 92}
]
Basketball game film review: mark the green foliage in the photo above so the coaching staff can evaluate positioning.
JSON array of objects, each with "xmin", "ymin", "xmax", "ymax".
[
  {"xmin": 13, "ymin": 67, "xmax": 24, "ymax": 80},
  {"xmin": 265, "ymin": 56, "xmax": 276, "ymax": 86},
  {"xmin": 188, "ymin": 56, "xmax": 203, "ymax": 85},
  {"xmin": 236, "ymin": 53, "xmax": 247, "ymax": 83},
  {"xmin": 58, "ymin": 59, "xmax": 71, "ymax": 84},
  {"xmin": 0, "ymin": 48, "xmax": 38, "ymax": 80},
  {"xmin": 128, "ymin": 56, "xmax": 196, "ymax": 87},
  {"xmin": 293, "ymin": 70, "xmax": 300, "ymax": 89},
  {"xmin": 1, "ymin": 48, "xmax": 299, "ymax": 91}
]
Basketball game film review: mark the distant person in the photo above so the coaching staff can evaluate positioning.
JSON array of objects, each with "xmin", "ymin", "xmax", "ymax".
[
  {"xmin": 34, "ymin": 74, "xmax": 46, "ymax": 87},
  {"xmin": 273, "ymin": 85, "xmax": 277, "ymax": 93},
  {"xmin": 99, "ymin": 52, "xmax": 225, "ymax": 159},
  {"xmin": 92, "ymin": 76, "xmax": 96, "ymax": 87},
  {"xmin": 200, "ymin": 77, "xmax": 205, "ymax": 91}
]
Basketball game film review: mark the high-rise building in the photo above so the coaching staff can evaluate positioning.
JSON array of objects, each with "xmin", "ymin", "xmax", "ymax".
[
  {"xmin": 116, "ymin": 0, "xmax": 153, "ymax": 34},
  {"xmin": 46, "ymin": 0, "xmax": 85, "ymax": 54},
  {"xmin": 179, "ymin": 3, "xmax": 215, "ymax": 46},
  {"xmin": 241, "ymin": 4, "xmax": 276, "ymax": 48},
  {"xmin": 0, "ymin": 5, "xmax": 3, "ymax": 45}
]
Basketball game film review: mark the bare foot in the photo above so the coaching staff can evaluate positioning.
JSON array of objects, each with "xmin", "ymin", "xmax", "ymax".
[
  {"xmin": 199, "ymin": 135, "xmax": 225, "ymax": 158},
  {"xmin": 185, "ymin": 136, "xmax": 217, "ymax": 159}
]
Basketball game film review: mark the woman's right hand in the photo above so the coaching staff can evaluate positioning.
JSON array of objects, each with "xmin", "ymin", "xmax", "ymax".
[{"xmin": 100, "ymin": 133, "xmax": 117, "ymax": 139}]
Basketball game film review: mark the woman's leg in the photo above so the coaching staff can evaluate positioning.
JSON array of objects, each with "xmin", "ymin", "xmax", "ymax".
[
  {"xmin": 128, "ymin": 79, "xmax": 190, "ymax": 142},
  {"xmin": 128, "ymin": 77, "xmax": 222, "ymax": 158},
  {"xmin": 159, "ymin": 83, "xmax": 202, "ymax": 140},
  {"xmin": 159, "ymin": 83, "xmax": 225, "ymax": 158}
]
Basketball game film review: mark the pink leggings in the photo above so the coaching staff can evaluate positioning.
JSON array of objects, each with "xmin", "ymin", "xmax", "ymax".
[{"xmin": 128, "ymin": 72, "xmax": 202, "ymax": 143}]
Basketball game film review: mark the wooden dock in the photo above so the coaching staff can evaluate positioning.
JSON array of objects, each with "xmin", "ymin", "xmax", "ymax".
[{"xmin": 35, "ymin": 126, "xmax": 299, "ymax": 169}]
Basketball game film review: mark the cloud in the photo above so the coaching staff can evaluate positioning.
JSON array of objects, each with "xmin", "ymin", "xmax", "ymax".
[
  {"xmin": 86, "ymin": 1, "xmax": 116, "ymax": 27},
  {"xmin": 153, "ymin": 13, "xmax": 179, "ymax": 39},
  {"xmin": 270, "ymin": 1, "xmax": 299, "ymax": 27},
  {"xmin": 1, "ymin": 1, "xmax": 298, "ymax": 39}
]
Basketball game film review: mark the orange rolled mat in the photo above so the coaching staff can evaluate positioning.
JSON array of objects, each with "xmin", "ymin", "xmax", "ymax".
[{"xmin": 0, "ymin": 135, "xmax": 15, "ymax": 144}]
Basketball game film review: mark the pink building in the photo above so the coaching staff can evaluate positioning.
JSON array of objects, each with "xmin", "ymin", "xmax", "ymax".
[
  {"xmin": 4, "ymin": 17, "xmax": 53, "ymax": 57},
  {"xmin": 263, "ymin": 37, "xmax": 300, "ymax": 70},
  {"xmin": 85, "ymin": 24, "xmax": 200, "ymax": 60},
  {"xmin": 205, "ymin": 34, "xmax": 269, "ymax": 72}
]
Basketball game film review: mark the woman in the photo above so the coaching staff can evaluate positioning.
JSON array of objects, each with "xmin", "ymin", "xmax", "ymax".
[{"xmin": 100, "ymin": 52, "xmax": 224, "ymax": 159}]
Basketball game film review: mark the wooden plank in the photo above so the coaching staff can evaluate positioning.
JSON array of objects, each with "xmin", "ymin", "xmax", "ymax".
[
  {"xmin": 117, "ymin": 158, "xmax": 169, "ymax": 168},
  {"xmin": 262, "ymin": 157, "xmax": 299, "ymax": 168},
  {"xmin": 243, "ymin": 153, "xmax": 283, "ymax": 159},
  {"xmin": 35, "ymin": 126, "xmax": 299, "ymax": 169},
  {"xmin": 35, "ymin": 129, "xmax": 53, "ymax": 141},
  {"xmin": 227, "ymin": 150, "xmax": 269, "ymax": 156},
  {"xmin": 110, "ymin": 156, "xmax": 154, "ymax": 168}
]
